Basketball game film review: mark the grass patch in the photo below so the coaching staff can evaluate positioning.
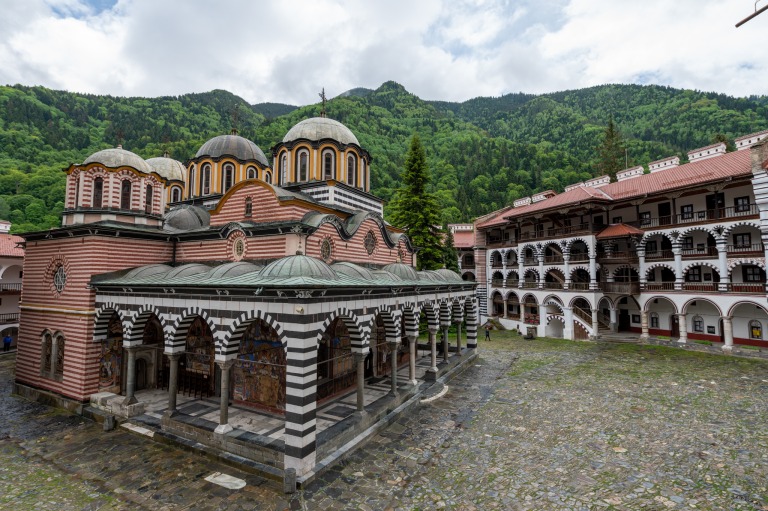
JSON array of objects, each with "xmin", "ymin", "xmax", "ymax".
[
  {"xmin": 508, "ymin": 357, "xmax": 554, "ymax": 376},
  {"xmin": 694, "ymin": 340, "xmax": 713, "ymax": 346},
  {"xmin": 740, "ymin": 345, "xmax": 761, "ymax": 351}
]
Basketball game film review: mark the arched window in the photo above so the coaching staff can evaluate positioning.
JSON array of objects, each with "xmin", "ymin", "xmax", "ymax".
[
  {"xmin": 649, "ymin": 312, "xmax": 659, "ymax": 328},
  {"xmin": 41, "ymin": 332, "xmax": 52, "ymax": 375},
  {"xmin": 201, "ymin": 164, "xmax": 211, "ymax": 195},
  {"xmin": 692, "ymin": 315, "xmax": 704, "ymax": 333},
  {"xmin": 145, "ymin": 184, "xmax": 153, "ymax": 214},
  {"xmin": 280, "ymin": 154, "xmax": 287, "ymax": 186},
  {"xmin": 750, "ymin": 320, "xmax": 762, "ymax": 339},
  {"xmin": 171, "ymin": 186, "xmax": 181, "ymax": 203},
  {"xmin": 297, "ymin": 150, "xmax": 309, "ymax": 182},
  {"xmin": 347, "ymin": 154, "xmax": 356, "ymax": 186},
  {"xmin": 264, "ymin": 171, "xmax": 272, "ymax": 184},
  {"xmin": 244, "ymin": 197, "xmax": 253, "ymax": 217},
  {"xmin": 54, "ymin": 333, "xmax": 65, "ymax": 378},
  {"xmin": 120, "ymin": 180, "xmax": 132, "ymax": 210},
  {"xmin": 189, "ymin": 166, "xmax": 196, "ymax": 197},
  {"xmin": 323, "ymin": 150, "xmax": 334, "ymax": 180},
  {"xmin": 92, "ymin": 177, "xmax": 103, "ymax": 208},
  {"xmin": 222, "ymin": 163, "xmax": 235, "ymax": 192},
  {"xmin": 362, "ymin": 160, "xmax": 367, "ymax": 190},
  {"xmin": 246, "ymin": 166, "xmax": 257, "ymax": 180},
  {"xmin": 74, "ymin": 175, "xmax": 80, "ymax": 207}
]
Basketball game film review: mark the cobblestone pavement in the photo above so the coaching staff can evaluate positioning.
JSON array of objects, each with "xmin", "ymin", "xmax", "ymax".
[{"xmin": 2, "ymin": 335, "xmax": 768, "ymax": 510}]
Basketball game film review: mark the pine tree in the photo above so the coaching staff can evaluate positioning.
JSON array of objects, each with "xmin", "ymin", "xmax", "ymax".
[
  {"xmin": 442, "ymin": 225, "xmax": 460, "ymax": 273},
  {"xmin": 597, "ymin": 119, "xmax": 626, "ymax": 182},
  {"xmin": 389, "ymin": 135, "xmax": 444, "ymax": 270}
]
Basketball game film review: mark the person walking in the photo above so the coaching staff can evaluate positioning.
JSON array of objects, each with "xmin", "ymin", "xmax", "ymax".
[
  {"xmin": 485, "ymin": 325, "xmax": 491, "ymax": 341},
  {"xmin": 2, "ymin": 334, "xmax": 12, "ymax": 352}
]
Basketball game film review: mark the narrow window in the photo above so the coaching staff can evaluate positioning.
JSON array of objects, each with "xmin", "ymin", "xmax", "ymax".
[
  {"xmin": 692, "ymin": 316, "xmax": 704, "ymax": 333},
  {"xmin": 640, "ymin": 211, "xmax": 651, "ymax": 226},
  {"xmin": 298, "ymin": 152, "xmax": 308, "ymax": 181},
  {"xmin": 74, "ymin": 176, "xmax": 80, "ymax": 207},
  {"xmin": 682, "ymin": 237, "xmax": 694, "ymax": 250},
  {"xmin": 202, "ymin": 164, "xmax": 211, "ymax": 195},
  {"xmin": 145, "ymin": 184, "xmax": 153, "ymax": 214},
  {"xmin": 171, "ymin": 186, "xmax": 181, "ymax": 203},
  {"xmin": 223, "ymin": 163, "xmax": 234, "ymax": 192},
  {"xmin": 280, "ymin": 154, "xmax": 287, "ymax": 186},
  {"xmin": 750, "ymin": 320, "xmax": 762, "ymax": 339},
  {"xmin": 686, "ymin": 266, "xmax": 702, "ymax": 282},
  {"xmin": 189, "ymin": 167, "xmax": 196, "ymax": 197},
  {"xmin": 323, "ymin": 151, "xmax": 334, "ymax": 180},
  {"xmin": 244, "ymin": 197, "xmax": 253, "ymax": 217},
  {"xmin": 735, "ymin": 196, "xmax": 751, "ymax": 213},
  {"xmin": 120, "ymin": 180, "xmax": 132, "ymax": 210},
  {"xmin": 93, "ymin": 177, "xmax": 103, "ymax": 208},
  {"xmin": 54, "ymin": 335, "xmax": 65, "ymax": 377},
  {"xmin": 264, "ymin": 171, "xmax": 272, "ymax": 184},
  {"xmin": 680, "ymin": 204, "xmax": 693, "ymax": 220},
  {"xmin": 734, "ymin": 233, "xmax": 751, "ymax": 248},
  {"xmin": 649, "ymin": 312, "xmax": 659, "ymax": 328},
  {"xmin": 247, "ymin": 166, "xmax": 257, "ymax": 180},
  {"xmin": 361, "ymin": 160, "xmax": 367, "ymax": 190},
  {"xmin": 347, "ymin": 155, "xmax": 356, "ymax": 186},
  {"xmin": 646, "ymin": 240, "xmax": 658, "ymax": 254}
]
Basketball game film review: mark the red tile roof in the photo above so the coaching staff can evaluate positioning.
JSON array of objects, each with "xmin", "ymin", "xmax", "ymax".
[
  {"xmin": 596, "ymin": 223, "xmax": 645, "ymax": 239},
  {"xmin": 476, "ymin": 149, "xmax": 753, "ymax": 228},
  {"xmin": 453, "ymin": 230, "xmax": 475, "ymax": 248},
  {"xmin": 0, "ymin": 234, "xmax": 24, "ymax": 258}
]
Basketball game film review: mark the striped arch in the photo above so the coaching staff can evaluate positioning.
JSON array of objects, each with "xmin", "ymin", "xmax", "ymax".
[
  {"xmin": 523, "ymin": 268, "xmax": 540, "ymax": 280},
  {"xmin": 546, "ymin": 314, "xmax": 565, "ymax": 325},
  {"xmin": 169, "ymin": 307, "xmax": 217, "ymax": 354},
  {"xmin": 465, "ymin": 297, "xmax": 479, "ymax": 348},
  {"xmin": 566, "ymin": 237, "xmax": 592, "ymax": 250},
  {"xmin": 542, "ymin": 294, "xmax": 564, "ymax": 306},
  {"xmin": 727, "ymin": 258, "xmax": 766, "ymax": 277},
  {"xmin": 94, "ymin": 302, "xmax": 128, "ymax": 342},
  {"xmin": 521, "ymin": 293, "xmax": 538, "ymax": 305},
  {"xmin": 451, "ymin": 299, "xmax": 464, "ymax": 324},
  {"xmin": 544, "ymin": 266, "xmax": 565, "ymax": 275},
  {"xmin": 420, "ymin": 301, "xmax": 439, "ymax": 332},
  {"xmin": 642, "ymin": 296, "xmax": 678, "ymax": 314},
  {"xmin": 505, "ymin": 289, "xmax": 520, "ymax": 301},
  {"xmin": 645, "ymin": 262, "xmax": 676, "ymax": 279},
  {"xmin": 569, "ymin": 265, "xmax": 589, "ymax": 276},
  {"xmin": 488, "ymin": 250, "xmax": 504, "ymax": 264},
  {"xmin": 640, "ymin": 231, "xmax": 676, "ymax": 247},
  {"xmin": 542, "ymin": 240, "xmax": 565, "ymax": 254},
  {"xmin": 439, "ymin": 300, "xmax": 452, "ymax": 328},
  {"xmin": 401, "ymin": 304, "xmax": 420, "ymax": 339},
  {"xmin": 611, "ymin": 264, "xmax": 640, "ymax": 278},
  {"xmin": 679, "ymin": 225, "xmax": 716, "ymax": 239},
  {"xmin": 569, "ymin": 295, "xmax": 595, "ymax": 309},
  {"xmin": 506, "ymin": 270, "xmax": 519, "ymax": 280},
  {"xmin": 219, "ymin": 309, "xmax": 286, "ymax": 360},
  {"xmin": 317, "ymin": 308, "xmax": 367, "ymax": 355},
  {"xmin": 519, "ymin": 243, "xmax": 539, "ymax": 258},
  {"xmin": 372, "ymin": 305, "xmax": 400, "ymax": 343},
  {"xmin": 124, "ymin": 304, "xmax": 167, "ymax": 347},
  {"xmin": 722, "ymin": 220, "xmax": 761, "ymax": 239},
  {"xmin": 505, "ymin": 248, "xmax": 519, "ymax": 262}
]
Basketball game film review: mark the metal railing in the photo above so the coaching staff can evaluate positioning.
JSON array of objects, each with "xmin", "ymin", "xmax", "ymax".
[
  {"xmin": 642, "ymin": 282, "xmax": 676, "ymax": 291},
  {"xmin": 726, "ymin": 243, "xmax": 764, "ymax": 254},
  {"xmin": 724, "ymin": 283, "xmax": 766, "ymax": 293},
  {"xmin": 681, "ymin": 246, "xmax": 718, "ymax": 258},
  {"xmin": 596, "ymin": 251, "xmax": 638, "ymax": 263},
  {"xmin": 635, "ymin": 204, "xmax": 759, "ymax": 229},
  {"xmin": 645, "ymin": 250, "xmax": 674, "ymax": 261},
  {"xmin": 0, "ymin": 283, "xmax": 21, "ymax": 292},
  {"xmin": 600, "ymin": 282, "xmax": 640, "ymax": 294},
  {"xmin": 0, "ymin": 313, "xmax": 19, "ymax": 323},
  {"xmin": 681, "ymin": 282, "xmax": 720, "ymax": 293}
]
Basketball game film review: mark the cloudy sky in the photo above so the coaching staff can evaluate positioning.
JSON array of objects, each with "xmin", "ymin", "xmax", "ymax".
[{"xmin": 0, "ymin": 0, "xmax": 765, "ymax": 105}]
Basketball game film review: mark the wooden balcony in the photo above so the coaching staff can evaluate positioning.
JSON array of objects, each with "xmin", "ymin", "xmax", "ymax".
[{"xmin": 600, "ymin": 282, "xmax": 640, "ymax": 294}]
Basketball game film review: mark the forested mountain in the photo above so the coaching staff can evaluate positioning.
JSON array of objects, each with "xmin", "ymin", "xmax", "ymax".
[{"xmin": 0, "ymin": 81, "xmax": 766, "ymax": 233}]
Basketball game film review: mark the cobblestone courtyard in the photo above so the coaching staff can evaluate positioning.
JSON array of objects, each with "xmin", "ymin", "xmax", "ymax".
[{"xmin": 2, "ymin": 335, "xmax": 768, "ymax": 510}]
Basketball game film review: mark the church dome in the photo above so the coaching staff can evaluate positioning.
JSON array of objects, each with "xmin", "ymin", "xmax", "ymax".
[
  {"xmin": 83, "ymin": 147, "xmax": 152, "ymax": 174},
  {"xmin": 206, "ymin": 262, "xmax": 262, "ymax": 279},
  {"xmin": 435, "ymin": 269, "xmax": 463, "ymax": 282},
  {"xmin": 332, "ymin": 262, "xmax": 375, "ymax": 280},
  {"xmin": 382, "ymin": 263, "xmax": 418, "ymax": 281},
  {"xmin": 261, "ymin": 254, "xmax": 339, "ymax": 280},
  {"xmin": 283, "ymin": 117, "xmax": 359, "ymax": 146},
  {"xmin": 146, "ymin": 156, "xmax": 185, "ymax": 181},
  {"xmin": 195, "ymin": 133, "xmax": 269, "ymax": 166},
  {"xmin": 163, "ymin": 205, "xmax": 211, "ymax": 232}
]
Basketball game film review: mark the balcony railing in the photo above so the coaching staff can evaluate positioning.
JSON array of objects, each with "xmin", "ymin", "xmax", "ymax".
[
  {"xmin": 569, "ymin": 282, "xmax": 590, "ymax": 290},
  {"xmin": 523, "ymin": 257, "xmax": 538, "ymax": 265},
  {"xmin": 0, "ymin": 283, "xmax": 21, "ymax": 292},
  {"xmin": 491, "ymin": 279, "xmax": 503, "ymax": 287},
  {"xmin": 634, "ymin": 204, "xmax": 759, "ymax": 229},
  {"xmin": 544, "ymin": 282, "xmax": 563, "ymax": 289},
  {"xmin": 681, "ymin": 246, "xmax": 718, "ymax": 258},
  {"xmin": 681, "ymin": 282, "xmax": 720, "ymax": 293},
  {"xmin": 0, "ymin": 313, "xmax": 19, "ymax": 323},
  {"xmin": 727, "ymin": 243, "xmax": 764, "ymax": 255},
  {"xmin": 600, "ymin": 282, "xmax": 640, "ymax": 294},
  {"xmin": 522, "ymin": 282, "xmax": 539, "ymax": 289},
  {"xmin": 642, "ymin": 282, "xmax": 676, "ymax": 291},
  {"xmin": 596, "ymin": 251, "xmax": 639, "ymax": 263},
  {"xmin": 725, "ymin": 283, "xmax": 766, "ymax": 293},
  {"xmin": 645, "ymin": 250, "xmax": 674, "ymax": 261},
  {"xmin": 507, "ymin": 280, "xmax": 519, "ymax": 288},
  {"xmin": 544, "ymin": 255, "xmax": 564, "ymax": 264},
  {"xmin": 569, "ymin": 253, "xmax": 590, "ymax": 262}
]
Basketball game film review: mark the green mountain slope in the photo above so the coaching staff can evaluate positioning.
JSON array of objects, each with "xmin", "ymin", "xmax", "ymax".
[{"xmin": 0, "ymin": 82, "xmax": 766, "ymax": 233}]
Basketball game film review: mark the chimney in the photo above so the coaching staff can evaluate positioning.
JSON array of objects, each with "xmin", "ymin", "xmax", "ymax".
[
  {"xmin": 531, "ymin": 190, "xmax": 556, "ymax": 203},
  {"xmin": 687, "ymin": 142, "xmax": 726, "ymax": 162},
  {"xmin": 648, "ymin": 156, "xmax": 679, "ymax": 173},
  {"xmin": 513, "ymin": 197, "xmax": 532, "ymax": 208},
  {"xmin": 564, "ymin": 182, "xmax": 583, "ymax": 192},
  {"xmin": 735, "ymin": 129, "xmax": 768, "ymax": 151},
  {"xmin": 616, "ymin": 165, "xmax": 644, "ymax": 182},
  {"xmin": 584, "ymin": 175, "xmax": 610, "ymax": 188}
]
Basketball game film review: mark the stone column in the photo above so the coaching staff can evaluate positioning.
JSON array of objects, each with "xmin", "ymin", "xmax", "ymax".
[
  {"xmin": 673, "ymin": 245, "xmax": 683, "ymax": 291},
  {"xmin": 215, "ymin": 360, "xmax": 235, "ymax": 434},
  {"xmin": 518, "ymin": 259, "xmax": 524, "ymax": 289},
  {"xmin": 563, "ymin": 255, "xmax": 571, "ymax": 290},
  {"xmin": 502, "ymin": 298, "xmax": 508, "ymax": 318},
  {"xmin": 638, "ymin": 248, "xmax": 646, "ymax": 288},
  {"xmin": 164, "ymin": 353, "xmax": 180, "ymax": 418},
  {"xmin": 442, "ymin": 327, "xmax": 450, "ymax": 362},
  {"xmin": 722, "ymin": 316, "xmax": 733, "ymax": 353},
  {"xmin": 563, "ymin": 306, "xmax": 573, "ymax": 340},
  {"xmin": 538, "ymin": 254, "xmax": 545, "ymax": 289},
  {"xmin": 454, "ymin": 323, "xmax": 462, "ymax": 357},
  {"xmin": 589, "ymin": 254, "xmax": 598, "ymax": 290},
  {"xmin": 355, "ymin": 353, "xmax": 366, "ymax": 412},
  {"xmin": 388, "ymin": 342, "xmax": 399, "ymax": 396},
  {"xmin": 609, "ymin": 308, "xmax": 618, "ymax": 333},
  {"xmin": 123, "ymin": 346, "xmax": 138, "ymax": 405},
  {"xmin": 716, "ymin": 239, "xmax": 729, "ymax": 291},
  {"xmin": 408, "ymin": 335, "xmax": 418, "ymax": 385},
  {"xmin": 538, "ymin": 308, "xmax": 546, "ymax": 337},
  {"xmin": 284, "ymin": 335, "xmax": 319, "ymax": 478},
  {"xmin": 640, "ymin": 311, "xmax": 649, "ymax": 341},
  {"xmin": 677, "ymin": 314, "xmax": 688, "ymax": 344},
  {"xmin": 429, "ymin": 329, "xmax": 438, "ymax": 372},
  {"xmin": 591, "ymin": 308, "xmax": 599, "ymax": 338}
]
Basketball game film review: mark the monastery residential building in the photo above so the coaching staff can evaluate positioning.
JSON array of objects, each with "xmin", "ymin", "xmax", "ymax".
[
  {"xmin": 466, "ymin": 130, "xmax": 768, "ymax": 351},
  {"xmin": 13, "ymin": 118, "xmax": 477, "ymax": 486}
]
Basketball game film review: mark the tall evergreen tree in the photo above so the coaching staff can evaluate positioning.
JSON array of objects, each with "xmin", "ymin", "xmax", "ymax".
[
  {"xmin": 389, "ymin": 135, "xmax": 444, "ymax": 270},
  {"xmin": 597, "ymin": 119, "xmax": 626, "ymax": 182},
  {"xmin": 442, "ymin": 225, "xmax": 460, "ymax": 273}
]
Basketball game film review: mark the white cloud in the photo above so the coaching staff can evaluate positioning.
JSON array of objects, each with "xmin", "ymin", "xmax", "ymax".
[{"xmin": 0, "ymin": 0, "xmax": 765, "ymax": 103}]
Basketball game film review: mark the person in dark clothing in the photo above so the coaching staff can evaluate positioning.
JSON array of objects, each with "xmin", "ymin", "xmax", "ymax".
[
  {"xmin": 2, "ymin": 334, "xmax": 12, "ymax": 352},
  {"xmin": 484, "ymin": 325, "xmax": 491, "ymax": 340}
]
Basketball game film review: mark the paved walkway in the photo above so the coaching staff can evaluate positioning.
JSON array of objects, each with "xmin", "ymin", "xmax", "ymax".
[{"xmin": 2, "ymin": 336, "xmax": 768, "ymax": 510}]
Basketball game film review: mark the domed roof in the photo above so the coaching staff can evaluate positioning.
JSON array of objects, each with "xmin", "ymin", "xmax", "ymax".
[
  {"xmin": 332, "ymin": 262, "xmax": 375, "ymax": 280},
  {"xmin": 435, "ymin": 269, "xmax": 463, "ymax": 282},
  {"xmin": 261, "ymin": 254, "xmax": 339, "ymax": 280},
  {"xmin": 195, "ymin": 134, "xmax": 268, "ymax": 166},
  {"xmin": 383, "ymin": 263, "xmax": 418, "ymax": 281},
  {"xmin": 83, "ymin": 147, "xmax": 152, "ymax": 174},
  {"xmin": 165, "ymin": 263, "xmax": 210, "ymax": 279},
  {"xmin": 163, "ymin": 205, "xmax": 210, "ymax": 232},
  {"xmin": 283, "ymin": 117, "xmax": 359, "ymax": 146},
  {"xmin": 146, "ymin": 156, "xmax": 185, "ymax": 181},
  {"xmin": 206, "ymin": 262, "xmax": 262, "ymax": 279},
  {"xmin": 417, "ymin": 270, "xmax": 443, "ymax": 282},
  {"xmin": 124, "ymin": 264, "xmax": 173, "ymax": 279}
]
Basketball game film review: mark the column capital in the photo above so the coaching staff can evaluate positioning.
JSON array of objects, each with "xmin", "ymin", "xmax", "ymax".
[{"xmin": 216, "ymin": 359, "xmax": 236, "ymax": 370}]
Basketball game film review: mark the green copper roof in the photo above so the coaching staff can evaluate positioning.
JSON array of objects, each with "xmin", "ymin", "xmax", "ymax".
[{"xmin": 260, "ymin": 254, "xmax": 339, "ymax": 280}]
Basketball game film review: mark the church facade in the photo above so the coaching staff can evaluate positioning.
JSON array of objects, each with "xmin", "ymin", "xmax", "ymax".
[{"xmin": 14, "ymin": 117, "xmax": 477, "ymax": 483}]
